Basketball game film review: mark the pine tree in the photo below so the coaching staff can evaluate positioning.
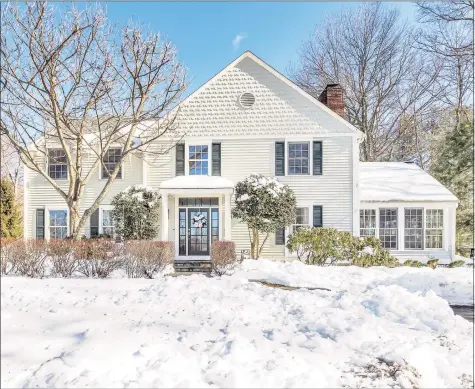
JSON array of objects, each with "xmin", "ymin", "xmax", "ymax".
[
  {"xmin": 431, "ymin": 117, "xmax": 474, "ymax": 256},
  {"xmin": 0, "ymin": 178, "xmax": 22, "ymax": 238}
]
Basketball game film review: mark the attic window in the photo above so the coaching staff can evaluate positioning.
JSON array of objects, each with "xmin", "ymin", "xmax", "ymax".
[{"xmin": 239, "ymin": 92, "xmax": 256, "ymax": 108}]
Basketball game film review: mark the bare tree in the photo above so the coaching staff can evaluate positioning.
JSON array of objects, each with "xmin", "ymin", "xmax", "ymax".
[
  {"xmin": 290, "ymin": 3, "xmax": 442, "ymax": 162},
  {"xmin": 0, "ymin": 135, "xmax": 23, "ymax": 203},
  {"xmin": 0, "ymin": 2, "xmax": 188, "ymax": 239},
  {"xmin": 415, "ymin": 0, "xmax": 474, "ymax": 129}
]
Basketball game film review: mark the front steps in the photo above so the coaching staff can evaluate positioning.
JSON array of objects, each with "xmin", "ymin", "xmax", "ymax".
[{"xmin": 173, "ymin": 260, "xmax": 212, "ymax": 275}]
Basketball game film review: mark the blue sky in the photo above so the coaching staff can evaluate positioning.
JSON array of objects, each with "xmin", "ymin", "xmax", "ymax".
[{"xmin": 105, "ymin": 2, "xmax": 418, "ymax": 94}]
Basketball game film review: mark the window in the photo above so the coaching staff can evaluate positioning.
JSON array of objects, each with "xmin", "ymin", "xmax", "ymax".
[
  {"xmin": 426, "ymin": 209, "xmax": 443, "ymax": 249},
  {"xmin": 292, "ymin": 207, "xmax": 310, "ymax": 232},
  {"xmin": 379, "ymin": 208, "xmax": 398, "ymax": 249},
  {"xmin": 102, "ymin": 210, "xmax": 114, "ymax": 237},
  {"xmin": 49, "ymin": 210, "xmax": 67, "ymax": 239},
  {"xmin": 404, "ymin": 208, "xmax": 423, "ymax": 249},
  {"xmin": 360, "ymin": 209, "xmax": 376, "ymax": 236},
  {"xmin": 288, "ymin": 143, "xmax": 309, "ymax": 175},
  {"xmin": 189, "ymin": 145, "xmax": 208, "ymax": 175},
  {"xmin": 102, "ymin": 148, "xmax": 122, "ymax": 179},
  {"xmin": 48, "ymin": 149, "xmax": 68, "ymax": 180}
]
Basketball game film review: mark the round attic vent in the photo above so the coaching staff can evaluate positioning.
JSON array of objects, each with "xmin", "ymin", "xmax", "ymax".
[{"xmin": 239, "ymin": 92, "xmax": 256, "ymax": 108}]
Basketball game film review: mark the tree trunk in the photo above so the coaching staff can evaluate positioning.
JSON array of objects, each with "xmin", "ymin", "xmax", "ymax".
[{"xmin": 69, "ymin": 201, "xmax": 82, "ymax": 240}]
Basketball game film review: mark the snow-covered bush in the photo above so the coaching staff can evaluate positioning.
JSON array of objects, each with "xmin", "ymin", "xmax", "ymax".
[
  {"xmin": 111, "ymin": 185, "xmax": 161, "ymax": 240},
  {"xmin": 75, "ymin": 239, "xmax": 123, "ymax": 278},
  {"xmin": 232, "ymin": 174, "xmax": 296, "ymax": 259},
  {"xmin": 352, "ymin": 236, "xmax": 398, "ymax": 268},
  {"xmin": 403, "ymin": 260, "xmax": 424, "ymax": 267},
  {"xmin": 47, "ymin": 239, "xmax": 78, "ymax": 278},
  {"xmin": 124, "ymin": 241, "xmax": 173, "ymax": 278},
  {"xmin": 427, "ymin": 258, "xmax": 439, "ymax": 269},
  {"xmin": 211, "ymin": 241, "xmax": 237, "ymax": 276},
  {"xmin": 448, "ymin": 260, "xmax": 465, "ymax": 268},
  {"xmin": 13, "ymin": 239, "xmax": 48, "ymax": 278}
]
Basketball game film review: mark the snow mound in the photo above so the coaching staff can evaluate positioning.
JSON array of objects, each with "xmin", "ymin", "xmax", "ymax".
[{"xmin": 1, "ymin": 260, "xmax": 473, "ymax": 388}]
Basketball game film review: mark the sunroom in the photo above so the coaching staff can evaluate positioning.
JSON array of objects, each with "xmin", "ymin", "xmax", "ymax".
[{"xmin": 359, "ymin": 162, "xmax": 459, "ymax": 263}]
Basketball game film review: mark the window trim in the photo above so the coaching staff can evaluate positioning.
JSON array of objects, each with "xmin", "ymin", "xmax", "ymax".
[
  {"xmin": 100, "ymin": 207, "xmax": 115, "ymax": 237},
  {"xmin": 47, "ymin": 148, "xmax": 68, "ymax": 181},
  {"xmin": 185, "ymin": 140, "xmax": 212, "ymax": 176},
  {"xmin": 287, "ymin": 142, "xmax": 310, "ymax": 176},
  {"xmin": 100, "ymin": 147, "xmax": 124, "ymax": 180},
  {"xmin": 276, "ymin": 138, "xmax": 323, "ymax": 177},
  {"xmin": 425, "ymin": 209, "xmax": 444, "ymax": 250},
  {"xmin": 46, "ymin": 208, "xmax": 69, "ymax": 239}
]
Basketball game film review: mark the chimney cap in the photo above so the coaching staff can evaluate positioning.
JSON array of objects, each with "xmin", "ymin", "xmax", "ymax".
[{"xmin": 326, "ymin": 83, "xmax": 342, "ymax": 89}]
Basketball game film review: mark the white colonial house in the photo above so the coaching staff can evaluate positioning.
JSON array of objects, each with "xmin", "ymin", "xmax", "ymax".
[{"xmin": 23, "ymin": 51, "xmax": 459, "ymax": 263}]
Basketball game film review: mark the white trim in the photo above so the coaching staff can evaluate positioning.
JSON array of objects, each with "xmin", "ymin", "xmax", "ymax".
[
  {"xmin": 184, "ymin": 141, "xmax": 212, "ymax": 176},
  {"xmin": 352, "ymin": 140, "xmax": 360, "ymax": 236},
  {"xmin": 44, "ymin": 207, "xmax": 69, "ymax": 240},
  {"xmin": 286, "ymin": 141, "xmax": 311, "ymax": 176},
  {"xmin": 98, "ymin": 205, "xmax": 114, "ymax": 235},
  {"xmin": 23, "ymin": 163, "xmax": 29, "ymax": 239}
]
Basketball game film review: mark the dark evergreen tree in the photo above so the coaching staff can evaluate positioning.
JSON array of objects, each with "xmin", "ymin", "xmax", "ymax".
[{"xmin": 0, "ymin": 178, "xmax": 22, "ymax": 238}]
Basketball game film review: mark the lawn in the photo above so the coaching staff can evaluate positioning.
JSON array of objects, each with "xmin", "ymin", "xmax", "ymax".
[{"xmin": 1, "ymin": 260, "xmax": 473, "ymax": 388}]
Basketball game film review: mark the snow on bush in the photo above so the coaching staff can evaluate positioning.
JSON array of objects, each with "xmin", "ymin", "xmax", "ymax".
[
  {"xmin": 111, "ymin": 185, "xmax": 161, "ymax": 240},
  {"xmin": 1, "ymin": 259, "xmax": 473, "ymax": 388},
  {"xmin": 232, "ymin": 173, "xmax": 296, "ymax": 259}
]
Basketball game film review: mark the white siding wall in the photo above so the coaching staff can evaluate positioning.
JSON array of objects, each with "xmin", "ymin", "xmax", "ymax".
[{"xmin": 25, "ymin": 152, "xmax": 143, "ymax": 238}]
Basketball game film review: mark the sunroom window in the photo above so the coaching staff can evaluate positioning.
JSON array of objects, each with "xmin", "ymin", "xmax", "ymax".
[
  {"xmin": 426, "ymin": 209, "xmax": 443, "ymax": 249},
  {"xmin": 288, "ymin": 143, "xmax": 309, "ymax": 175},
  {"xmin": 404, "ymin": 208, "xmax": 423, "ymax": 250},
  {"xmin": 49, "ymin": 210, "xmax": 67, "ymax": 239},
  {"xmin": 379, "ymin": 208, "xmax": 398, "ymax": 249},
  {"xmin": 292, "ymin": 207, "xmax": 309, "ymax": 233},
  {"xmin": 48, "ymin": 149, "xmax": 68, "ymax": 180},
  {"xmin": 360, "ymin": 209, "xmax": 376, "ymax": 236},
  {"xmin": 189, "ymin": 145, "xmax": 209, "ymax": 175}
]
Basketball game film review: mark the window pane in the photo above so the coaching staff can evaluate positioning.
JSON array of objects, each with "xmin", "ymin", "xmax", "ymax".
[
  {"xmin": 189, "ymin": 145, "xmax": 209, "ymax": 175},
  {"xmin": 404, "ymin": 209, "xmax": 423, "ymax": 249},
  {"xmin": 360, "ymin": 209, "xmax": 376, "ymax": 237},
  {"xmin": 102, "ymin": 148, "xmax": 122, "ymax": 178},
  {"xmin": 425, "ymin": 209, "xmax": 443, "ymax": 249},
  {"xmin": 49, "ymin": 210, "xmax": 67, "ymax": 239},
  {"xmin": 288, "ymin": 143, "xmax": 309, "ymax": 175},
  {"xmin": 379, "ymin": 208, "xmax": 397, "ymax": 249}
]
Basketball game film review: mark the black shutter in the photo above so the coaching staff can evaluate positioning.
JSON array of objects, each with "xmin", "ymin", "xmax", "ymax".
[
  {"xmin": 313, "ymin": 141, "xmax": 322, "ymax": 175},
  {"xmin": 90, "ymin": 209, "xmax": 99, "ymax": 237},
  {"xmin": 36, "ymin": 209, "xmax": 45, "ymax": 239},
  {"xmin": 275, "ymin": 227, "xmax": 285, "ymax": 245},
  {"xmin": 175, "ymin": 144, "xmax": 185, "ymax": 176},
  {"xmin": 212, "ymin": 143, "xmax": 221, "ymax": 176},
  {"xmin": 313, "ymin": 205, "xmax": 323, "ymax": 227},
  {"xmin": 275, "ymin": 142, "xmax": 285, "ymax": 176}
]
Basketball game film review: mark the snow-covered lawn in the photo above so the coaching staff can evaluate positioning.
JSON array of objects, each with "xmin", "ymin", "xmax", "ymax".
[{"xmin": 1, "ymin": 260, "xmax": 473, "ymax": 388}]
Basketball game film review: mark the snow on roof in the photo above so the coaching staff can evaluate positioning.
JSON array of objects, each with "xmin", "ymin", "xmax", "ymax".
[
  {"xmin": 360, "ymin": 162, "xmax": 458, "ymax": 203},
  {"xmin": 160, "ymin": 175, "xmax": 234, "ymax": 190}
]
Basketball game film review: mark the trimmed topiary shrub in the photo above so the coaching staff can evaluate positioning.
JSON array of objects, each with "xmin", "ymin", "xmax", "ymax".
[
  {"xmin": 124, "ymin": 241, "xmax": 174, "ymax": 278},
  {"xmin": 211, "ymin": 241, "xmax": 237, "ymax": 276}
]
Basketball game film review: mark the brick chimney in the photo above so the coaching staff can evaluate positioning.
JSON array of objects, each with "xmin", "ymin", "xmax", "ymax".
[{"xmin": 318, "ymin": 84, "xmax": 345, "ymax": 118}]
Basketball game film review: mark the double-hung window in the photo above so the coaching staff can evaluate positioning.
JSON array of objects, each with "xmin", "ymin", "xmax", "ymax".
[
  {"xmin": 426, "ymin": 209, "xmax": 443, "ymax": 249},
  {"xmin": 189, "ymin": 145, "xmax": 209, "ymax": 175},
  {"xmin": 48, "ymin": 149, "xmax": 68, "ymax": 180},
  {"xmin": 360, "ymin": 209, "xmax": 376, "ymax": 236},
  {"xmin": 102, "ymin": 148, "xmax": 122, "ymax": 179},
  {"xmin": 379, "ymin": 208, "xmax": 398, "ymax": 249},
  {"xmin": 49, "ymin": 210, "xmax": 68, "ymax": 239},
  {"xmin": 288, "ymin": 143, "xmax": 309, "ymax": 175},
  {"xmin": 292, "ymin": 207, "xmax": 310, "ymax": 232},
  {"xmin": 404, "ymin": 208, "xmax": 423, "ymax": 249},
  {"xmin": 102, "ymin": 210, "xmax": 114, "ymax": 237}
]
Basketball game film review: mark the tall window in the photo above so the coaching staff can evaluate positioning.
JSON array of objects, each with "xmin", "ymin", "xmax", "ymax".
[
  {"xmin": 404, "ymin": 208, "xmax": 423, "ymax": 249},
  {"xmin": 292, "ymin": 207, "xmax": 309, "ymax": 232},
  {"xmin": 426, "ymin": 209, "xmax": 443, "ymax": 249},
  {"xmin": 189, "ymin": 145, "xmax": 208, "ymax": 175},
  {"xmin": 360, "ymin": 209, "xmax": 376, "ymax": 236},
  {"xmin": 379, "ymin": 208, "xmax": 398, "ymax": 249},
  {"xmin": 48, "ymin": 149, "xmax": 68, "ymax": 180},
  {"xmin": 49, "ymin": 210, "xmax": 67, "ymax": 239},
  {"xmin": 102, "ymin": 210, "xmax": 114, "ymax": 237},
  {"xmin": 288, "ymin": 143, "xmax": 309, "ymax": 175},
  {"xmin": 102, "ymin": 148, "xmax": 122, "ymax": 179}
]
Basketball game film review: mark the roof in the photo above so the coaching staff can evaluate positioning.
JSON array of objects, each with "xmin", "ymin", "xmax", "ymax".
[
  {"xmin": 360, "ymin": 162, "xmax": 458, "ymax": 203},
  {"xmin": 172, "ymin": 51, "xmax": 364, "ymax": 139},
  {"xmin": 160, "ymin": 176, "xmax": 234, "ymax": 190}
]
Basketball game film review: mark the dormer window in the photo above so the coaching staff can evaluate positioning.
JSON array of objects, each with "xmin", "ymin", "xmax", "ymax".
[
  {"xmin": 189, "ymin": 145, "xmax": 209, "ymax": 175},
  {"xmin": 48, "ymin": 149, "xmax": 68, "ymax": 180}
]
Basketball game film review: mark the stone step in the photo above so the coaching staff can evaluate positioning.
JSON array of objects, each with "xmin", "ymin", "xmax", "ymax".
[{"xmin": 173, "ymin": 260, "xmax": 212, "ymax": 274}]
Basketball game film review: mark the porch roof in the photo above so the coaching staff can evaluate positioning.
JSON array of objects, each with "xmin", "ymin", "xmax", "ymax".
[{"xmin": 160, "ymin": 175, "xmax": 234, "ymax": 191}]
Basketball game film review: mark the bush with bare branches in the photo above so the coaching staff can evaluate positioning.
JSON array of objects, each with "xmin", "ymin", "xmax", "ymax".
[
  {"xmin": 211, "ymin": 241, "xmax": 237, "ymax": 276},
  {"xmin": 1, "ymin": 237, "xmax": 19, "ymax": 275},
  {"xmin": 124, "ymin": 241, "xmax": 173, "ymax": 278},
  {"xmin": 75, "ymin": 239, "xmax": 123, "ymax": 278},
  {"xmin": 47, "ymin": 239, "xmax": 78, "ymax": 278},
  {"xmin": 13, "ymin": 239, "xmax": 48, "ymax": 278}
]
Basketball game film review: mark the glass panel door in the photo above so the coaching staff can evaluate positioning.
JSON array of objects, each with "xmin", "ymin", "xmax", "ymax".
[{"xmin": 188, "ymin": 208, "xmax": 210, "ymax": 255}]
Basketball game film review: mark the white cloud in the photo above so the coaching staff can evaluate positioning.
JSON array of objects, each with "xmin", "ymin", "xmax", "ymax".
[{"xmin": 232, "ymin": 33, "xmax": 248, "ymax": 51}]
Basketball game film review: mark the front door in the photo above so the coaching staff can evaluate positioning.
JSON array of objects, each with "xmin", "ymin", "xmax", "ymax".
[{"xmin": 188, "ymin": 208, "xmax": 210, "ymax": 255}]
